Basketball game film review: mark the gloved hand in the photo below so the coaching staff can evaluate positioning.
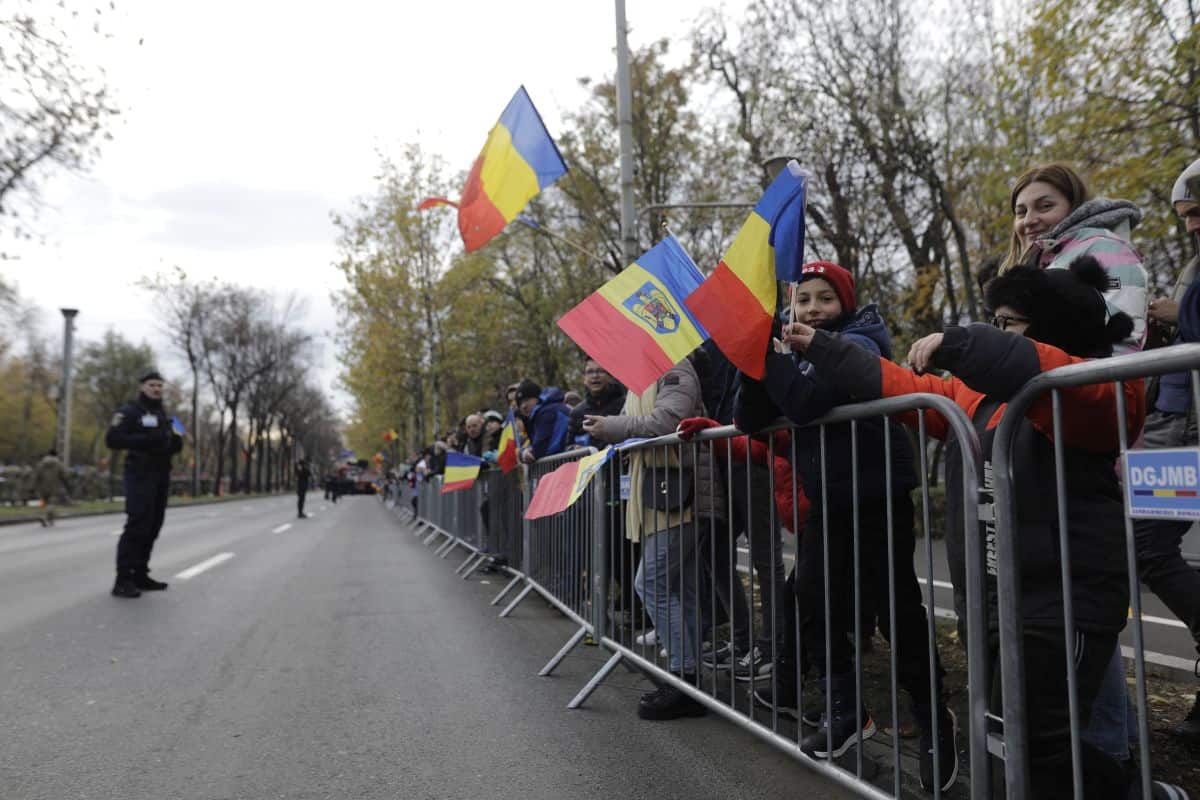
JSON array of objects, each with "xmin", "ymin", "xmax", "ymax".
[{"xmin": 677, "ymin": 417, "xmax": 719, "ymax": 441}]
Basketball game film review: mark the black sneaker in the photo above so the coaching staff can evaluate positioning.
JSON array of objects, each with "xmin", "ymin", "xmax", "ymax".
[
  {"xmin": 111, "ymin": 578, "xmax": 142, "ymax": 598},
  {"xmin": 1149, "ymin": 781, "xmax": 1192, "ymax": 800},
  {"xmin": 733, "ymin": 644, "xmax": 773, "ymax": 682},
  {"xmin": 134, "ymin": 575, "xmax": 168, "ymax": 591},
  {"xmin": 1176, "ymin": 688, "xmax": 1200, "ymax": 742},
  {"xmin": 637, "ymin": 683, "xmax": 707, "ymax": 721},
  {"xmin": 801, "ymin": 707, "xmax": 877, "ymax": 758},
  {"xmin": 702, "ymin": 640, "xmax": 742, "ymax": 671},
  {"xmin": 919, "ymin": 708, "xmax": 959, "ymax": 793}
]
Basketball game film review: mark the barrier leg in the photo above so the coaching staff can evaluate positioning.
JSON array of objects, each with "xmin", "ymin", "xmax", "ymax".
[
  {"xmin": 499, "ymin": 582, "xmax": 535, "ymax": 618},
  {"xmin": 438, "ymin": 539, "xmax": 459, "ymax": 559},
  {"xmin": 491, "ymin": 575, "xmax": 523, "ymax": 606},
  {"xmin": 454, "ymin": 551, "xmax": 478, "ymax": 575},
  {"xmin": 423, "ymin": 529, "xmax": 441, "ymax": 546},
  {"xmin": 461, "ymin": 554, "xmax": 489, "ymax": 580},
  {"xmin": 539, "ymin": 625, "xmax": 589, "ymax": 677},
  {"xmin": 567, "ymin": 650, "xmax": 624, "ymax": 710}
]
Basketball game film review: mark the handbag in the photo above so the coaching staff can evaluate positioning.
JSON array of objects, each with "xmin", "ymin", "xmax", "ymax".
[{"xmin": 640, "ymin": 467, "xmax": 694, "ymax": 512}]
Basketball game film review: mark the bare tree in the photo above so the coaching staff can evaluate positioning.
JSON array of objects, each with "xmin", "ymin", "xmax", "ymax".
[{"xmin": 0, "ymin": 1, "xmax": 121, "ymax": 231}]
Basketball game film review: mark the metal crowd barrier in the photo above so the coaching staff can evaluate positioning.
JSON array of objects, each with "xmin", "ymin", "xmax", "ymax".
[
  {"xmin": 582, "ymin": 394, "xmax": 985, "ymax": 800},
  {"xmin": 991, "ymin": 342, "xmax": 1200, "ymax": 800}
]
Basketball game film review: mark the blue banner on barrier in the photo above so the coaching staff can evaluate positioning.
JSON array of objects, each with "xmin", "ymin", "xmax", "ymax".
[{"xmin": 1124, "ymin": 447, "xmax": 1200, "ymax": 520}]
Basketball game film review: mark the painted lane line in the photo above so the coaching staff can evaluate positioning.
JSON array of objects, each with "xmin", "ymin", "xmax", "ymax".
[
  {"xmin": 916, "ymin": 576, "xmax": 956, "ymax": 590},
  {"xmin": 174, "ymin": 552, "xmax": 234, "ymax": 580},
  {"xmin": 271, "ymin": 523, "xmax": 292, "ymax": 534},
  {"xmin": 111, "ymin": 528, "xmax": 123, "ymax": 536}
]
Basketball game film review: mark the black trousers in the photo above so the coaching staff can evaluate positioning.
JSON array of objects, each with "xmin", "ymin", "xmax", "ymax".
[
  {"xmin": 297, "ymin": 483, "xmax": 308, "ymax": 516},
  {"xmin": 116, "ymin": 471, "xmax": 170, "ymax": 576},
  {"xmin": 990, "ymin": 627, "xmax": 1126, "ymax": 799},
  {"xmin": 792, "ymin": 493, "xmax": 943, "ymax": 714}
]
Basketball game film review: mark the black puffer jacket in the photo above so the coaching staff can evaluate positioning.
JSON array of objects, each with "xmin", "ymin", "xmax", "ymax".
[
  {"xmin": 803, "ymin": 323, "xmax": 1145, "ymax": 634},
  {"xmin": 567, "ymin": 382, "xmax": 627, "ymax": 450},
  {"xmin": 104, "ymin": 394, "xmax": 183, "ymax": 476},
  {"xmin": 735, "ymin": 305, "xmax": 918, "ymax": 510}
]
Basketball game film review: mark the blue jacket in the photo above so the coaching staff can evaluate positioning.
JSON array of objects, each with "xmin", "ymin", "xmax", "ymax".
[
  {"xmin": 527, "ymin": 387, "xmax": 572, "ymax": 460},
  {"xmin": 1155, "ymin": 265, "xmax": 1200, "ymax": 413}
]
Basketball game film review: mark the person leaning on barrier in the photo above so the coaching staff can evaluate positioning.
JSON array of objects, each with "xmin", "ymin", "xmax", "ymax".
[
  {"xmin": 32, "ymin": 448, "xmax": 70, "ymax": 528},
  {"xmin": 584, "ymin": 355, "xmax": 726, "ymax": 721},
  {"xmin": 1137, "ymin": 157, "xmax": 1200, "ymax": 744},
  {"xmin": 735, "ymin": 261, "xmax": 957, "ymax": 792},
  {"xmin": 783, "ymin": 256, "xmax": 1159, "ymax": 799},
  {"xmin": 462, "ymin": 413, "xmax": 486, "ymax": 457},
  {"xmin": 105, "ymin": 370, "xmax": 183, "ymax": 599},
  {"xmin": 515, "ymin": 379, "xmax": 571, "ymax": 463},
  {"xmin": 565, "ymin": 359, "xmax": 640, "ymax": 624}
]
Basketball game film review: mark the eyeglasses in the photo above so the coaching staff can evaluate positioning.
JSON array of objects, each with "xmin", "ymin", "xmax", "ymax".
[{"xmin": 991, "ymin": 313, "xmax": 1030, "ymax": 331}]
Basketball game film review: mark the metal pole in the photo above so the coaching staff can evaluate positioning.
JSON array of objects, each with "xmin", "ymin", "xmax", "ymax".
[
  {"xmin": 55, "ymin": 309, "xmax": 79, "ymax": 466},
  {"xmin": 613, "ymin": 0, "xmax": 639, "ymax": 265}
]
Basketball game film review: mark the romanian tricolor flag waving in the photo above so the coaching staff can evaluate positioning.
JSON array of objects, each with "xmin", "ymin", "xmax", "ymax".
[
  {"xmin": 557, "ymin": 235, "xmax": 710, "ymax": 395},
  {"xmin": 441, "ymin": 452, "xmax": 483, "ymax": 494},
  {"xmin": 686, "ymin": 161, "xmax": 808, "ymax": 379},
  {"xmin": 420, "ymin": 86, "xmax": 567, "ymax": 253}
]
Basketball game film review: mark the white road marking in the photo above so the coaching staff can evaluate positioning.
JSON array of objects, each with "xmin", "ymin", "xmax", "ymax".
[
  {"xmin": 916, "ymin": 577, "xmax": 955, "ymax": 590},
  {"xmin": 271, "ymin": 523, "xmax": 292, "ymax": 534},
  {"xmin": 734, "ymin": 566, "xmax": 1188, "ymax": 632},
  {"xmin": 110, "ymin": 528, "xmax": 123, "ymax": 536},
  {"xmin": 319, "ymin": 505, "xmax": 328, "ymax": 511},
  {"xmin": 174, "ymin": 552, "xmax": 234, "ymax": 580}
]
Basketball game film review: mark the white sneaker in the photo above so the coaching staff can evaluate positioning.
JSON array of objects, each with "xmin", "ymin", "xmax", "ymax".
[{"xmin": 635, "ymin": 629, "xmax": 658, "ymax": 646}]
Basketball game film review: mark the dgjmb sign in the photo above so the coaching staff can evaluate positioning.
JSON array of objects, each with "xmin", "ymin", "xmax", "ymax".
[{"xmin": 1125, "ymin": 448, "xmax": 1200, "ymax": 520}]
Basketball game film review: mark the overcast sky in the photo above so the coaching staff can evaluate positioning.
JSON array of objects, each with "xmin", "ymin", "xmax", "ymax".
[{"xmin": 3, "ymin": 0, "xmax": 737, "ymax": 414}]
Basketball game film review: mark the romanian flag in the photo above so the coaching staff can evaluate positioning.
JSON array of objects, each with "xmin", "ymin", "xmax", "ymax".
[
  {"xmin": 442, "ymin": 452, "xmax": 483, "ymax": 494},
  {"xmin": 496, "ymin": 411, "xmax": 521, "ymax": 474},
  {"xmin": 685, "ymin": 162, "xmax": 809, "ymax": 379},
  {"xmin": 382, "ymin": 429, "xmax": 398, "ymax": 442},
  {"xmin": 524, "ymin": 448, "xmax": 612, "ymax": 520},
  {"xmin": 557, "ymin": 235, "xmax": 710, "ymax": 395},
  {"xmin": 419, "ymin": 86, "xmax": 567, "ymax": 253}
]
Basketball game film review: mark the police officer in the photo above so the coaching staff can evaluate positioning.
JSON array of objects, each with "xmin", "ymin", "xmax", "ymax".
[
  {"xmin": 105, "ymin": 370, "xmax": 183, "ymax": 598},
  {"xmin": 296, "ymin": 458, "xmax": 311, "ymax": 518}
]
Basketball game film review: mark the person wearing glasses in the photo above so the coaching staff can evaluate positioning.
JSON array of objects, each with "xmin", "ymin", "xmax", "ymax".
[
  {"xmin": 781, "ymin": 256, "xmax": 1169, "ymax": 799},
  {"xmin": 1002, "ymin": 163, "xmax": 1148, "ymax": 354}
]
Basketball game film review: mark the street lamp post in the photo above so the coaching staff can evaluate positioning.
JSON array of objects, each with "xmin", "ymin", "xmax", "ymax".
[{"xmin": 55, "ymin": 308, "xmax": 79, "ymax": 466}]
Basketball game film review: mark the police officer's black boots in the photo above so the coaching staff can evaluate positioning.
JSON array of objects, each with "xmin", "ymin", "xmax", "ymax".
[
  {"xmin": 134, "ymin": 574, "xmax": 168, "ymax": 591},
  {"xmin": 111, "ymin": 574, "xmax": 142, "ymax": 598}
]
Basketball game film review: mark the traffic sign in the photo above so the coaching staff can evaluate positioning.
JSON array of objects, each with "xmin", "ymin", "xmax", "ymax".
[{"xmin": 1124, "ymin": 447, "xmax": 1200, "ymax": 520}]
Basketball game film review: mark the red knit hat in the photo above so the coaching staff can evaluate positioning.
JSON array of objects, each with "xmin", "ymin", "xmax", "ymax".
[{"xmin": 797, "ymin": 261, "xmax": 856, "ymax": 313}]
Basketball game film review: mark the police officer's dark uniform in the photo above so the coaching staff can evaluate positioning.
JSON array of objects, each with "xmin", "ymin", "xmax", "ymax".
[
  {"xmin": 296, "ymin": 459, "xmax": 311, "ymax": 518},
  {"xmin": 105, "ymin": 370, "xmax": 183, "ymax": 598}
]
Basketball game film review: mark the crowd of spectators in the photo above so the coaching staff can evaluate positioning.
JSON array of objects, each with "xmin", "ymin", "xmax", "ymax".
[{"xmin": 401, "ymin": 160, "xmax": 1200, "ymax": 799}]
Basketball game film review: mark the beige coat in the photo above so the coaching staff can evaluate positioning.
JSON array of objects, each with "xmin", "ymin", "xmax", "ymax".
[{"xmin": 597, "ymin": 359, "xmax": 725, "ymax": 541}]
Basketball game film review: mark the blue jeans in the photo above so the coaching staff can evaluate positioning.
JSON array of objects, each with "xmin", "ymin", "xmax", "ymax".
[
  {"xmin": 1083, "ymin": 647, "xmax": 1138, "ymax": 762},
  {"xmin": 635, "ymin": 522, "xmax": 701, "ymax": 673}
]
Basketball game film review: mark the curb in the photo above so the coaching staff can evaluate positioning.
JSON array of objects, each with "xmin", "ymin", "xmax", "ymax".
[{"xmin": 0, "ymin": 493, "xmax": 289, "ymax": 528}]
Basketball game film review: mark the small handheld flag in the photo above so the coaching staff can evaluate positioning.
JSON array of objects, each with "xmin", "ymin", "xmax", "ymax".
[
  {"xmin": 496, "ymin": 411, "xmax": 521, "ymax": 474},
  {"xmin": 419, "ymin": 86, "xmax": 567, "ymax": 253},
  {"xmin": 170, "ymin": 416, "xmax": 186, "ymax": 436},
  {"xmin": 557, "ymin": 235, "xmax": 710, "ymax": 395},
  {"xmin": 524, "ymin": 448, "xmax": 613, "ymax": 520},
  {"xmin": 442, "ymin": 452, "xmax": 484, "ymax": 494},
  {"xmin": 686, "ymin": 161, "xmax": 809, "ymax": 379}
]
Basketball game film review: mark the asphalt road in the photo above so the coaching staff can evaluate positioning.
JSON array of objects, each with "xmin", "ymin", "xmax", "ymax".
[{"xmin": 0, "ymin": 495, "xmax": 851, "ymax": 800}]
